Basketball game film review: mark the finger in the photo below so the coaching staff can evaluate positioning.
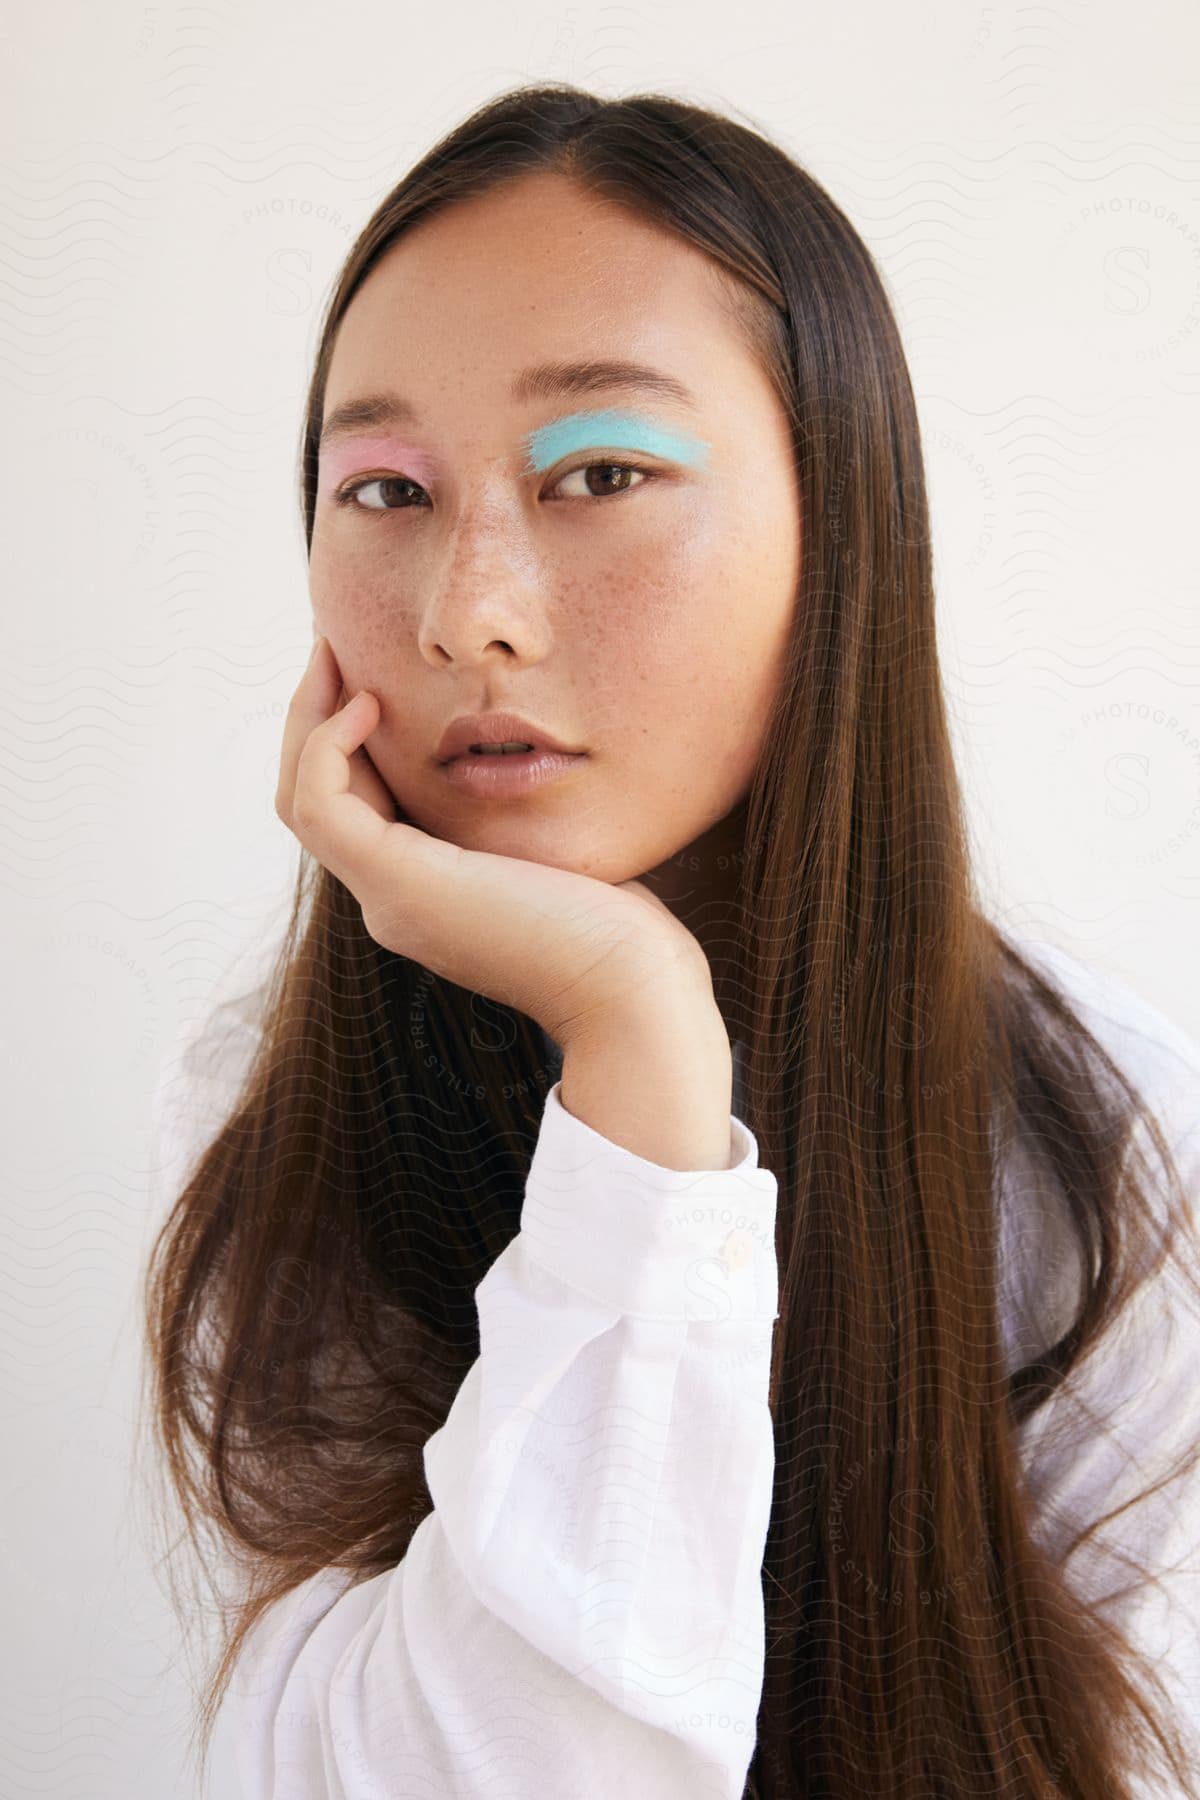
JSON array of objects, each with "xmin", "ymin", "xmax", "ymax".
[
  {"xmin": 326, "ymin": 669, "xmax": 406, "ymax": 820},
  {"xmin": 342, "ymin": 700, "xmax": 406, "ymax": 822},
  {"xmin": 275, "ymin": 636, "xmax": 343, "ymax": 827},
  {"xmin": 290, "ymin": 686, "xmax": 408, "ymax": 892}
]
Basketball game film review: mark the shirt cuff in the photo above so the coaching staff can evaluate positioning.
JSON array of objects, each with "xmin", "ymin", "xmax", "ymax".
[{"xmin": 518, "ymin": 1079, "xmax": 780, "ymax": 1325}]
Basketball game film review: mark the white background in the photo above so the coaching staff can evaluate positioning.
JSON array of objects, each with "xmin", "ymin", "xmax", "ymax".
[{"xmin": 4, "ymin": 2, "xmax": 1200, "ymax": 1793}]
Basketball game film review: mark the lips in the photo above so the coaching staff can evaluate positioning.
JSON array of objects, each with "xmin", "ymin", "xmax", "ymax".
[{"xmin": 436, "ymin": 711, "xmax": 584, "ymax": 763}]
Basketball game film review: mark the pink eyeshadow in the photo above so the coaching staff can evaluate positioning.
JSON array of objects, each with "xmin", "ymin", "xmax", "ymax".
[{"xmin": 317, "ymin": 436, "xmax": 439, "ymax": 498}]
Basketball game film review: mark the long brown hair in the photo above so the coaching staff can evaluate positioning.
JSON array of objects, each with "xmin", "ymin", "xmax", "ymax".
[{"xmin": 139, "ymin": 84, "xmax": 1200, "ymax": 1797}]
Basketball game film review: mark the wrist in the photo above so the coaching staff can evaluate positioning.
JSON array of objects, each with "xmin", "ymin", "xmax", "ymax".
[{"xmin": 557, "ymin": 993, "xmax": 735, "ymax": 1171}]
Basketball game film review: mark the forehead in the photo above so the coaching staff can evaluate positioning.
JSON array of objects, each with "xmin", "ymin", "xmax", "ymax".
[{"xmin": 325, "ymin": 174, "xmax": 750, "ymax": 405}]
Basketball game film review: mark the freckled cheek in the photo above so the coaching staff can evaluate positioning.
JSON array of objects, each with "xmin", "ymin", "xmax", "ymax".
[
  {"xmin": 626, "ymin": 531, "xmax": 784, "ymax": 770},
  {"xmin": 308, "ymin": 533, "xmax": 412, "ymax": 669},
  {"xmin": 306, "ymin": 497, "xmax": 740, "ymax": 689},
  {"xmin": 621, "ymin": 524, "xmax": 737, "ymax": 664},
  {"xmin": 573, "ymin": 550, "xmax": 736, "ymax": 758}
]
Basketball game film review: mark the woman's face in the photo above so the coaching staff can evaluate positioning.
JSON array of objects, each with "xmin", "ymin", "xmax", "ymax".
[{"xmin": 309, "ymin": 171, "xmax": 800, "ymax": 884}]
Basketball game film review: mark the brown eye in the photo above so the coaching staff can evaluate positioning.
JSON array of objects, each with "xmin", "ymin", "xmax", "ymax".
[
  {"xmin": 553, "ymin": 461, "xmax": 651, "ymax": 501},
  {"xmin": 335, "ymin": 476, "xmax": 427, "ymax": 511},
  {"xmin": 334, "ymin": 460, "xmax": 657, "ymax": 515}
]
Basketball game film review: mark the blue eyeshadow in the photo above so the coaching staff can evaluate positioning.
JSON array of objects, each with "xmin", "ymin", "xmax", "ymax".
[{"xmin": 521, "ymin": 406, "xmax": 712, "ymax": 474}]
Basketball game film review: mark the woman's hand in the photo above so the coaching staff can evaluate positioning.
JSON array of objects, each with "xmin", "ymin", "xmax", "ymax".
[{"xmin": 274, "ymin": 638, "xmax": 718, "ymax": 1051}]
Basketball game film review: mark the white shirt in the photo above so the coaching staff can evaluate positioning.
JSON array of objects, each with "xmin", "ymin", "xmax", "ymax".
[{"xmin": 150, "ymin": 930, "xmax": 1200, "ymax": 1798}]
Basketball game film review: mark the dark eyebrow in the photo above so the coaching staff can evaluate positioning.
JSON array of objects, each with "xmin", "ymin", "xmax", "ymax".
[{"xmin": 317, "ymin": 359, "xmax": 699, "ymax": 448}]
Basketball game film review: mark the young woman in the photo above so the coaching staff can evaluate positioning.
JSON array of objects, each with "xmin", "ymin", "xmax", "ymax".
[{"xmin": 141, "ymin": 85, "xmax": 1200, "ymax": 1799}]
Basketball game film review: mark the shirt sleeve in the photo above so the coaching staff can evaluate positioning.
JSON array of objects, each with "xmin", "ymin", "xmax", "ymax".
[
  {"xmin": 1007, "ymin": 946, "xmax": 1200, "ymax": 1794},
  {"xmin": 220, "ymin": 1078, "xmax": 781, "ymax": 1800}
]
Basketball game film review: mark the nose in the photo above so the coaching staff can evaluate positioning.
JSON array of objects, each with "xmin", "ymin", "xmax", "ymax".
[{"xmin": 415, "ymin": 507, "xmax": 554, "ymax": 670}]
